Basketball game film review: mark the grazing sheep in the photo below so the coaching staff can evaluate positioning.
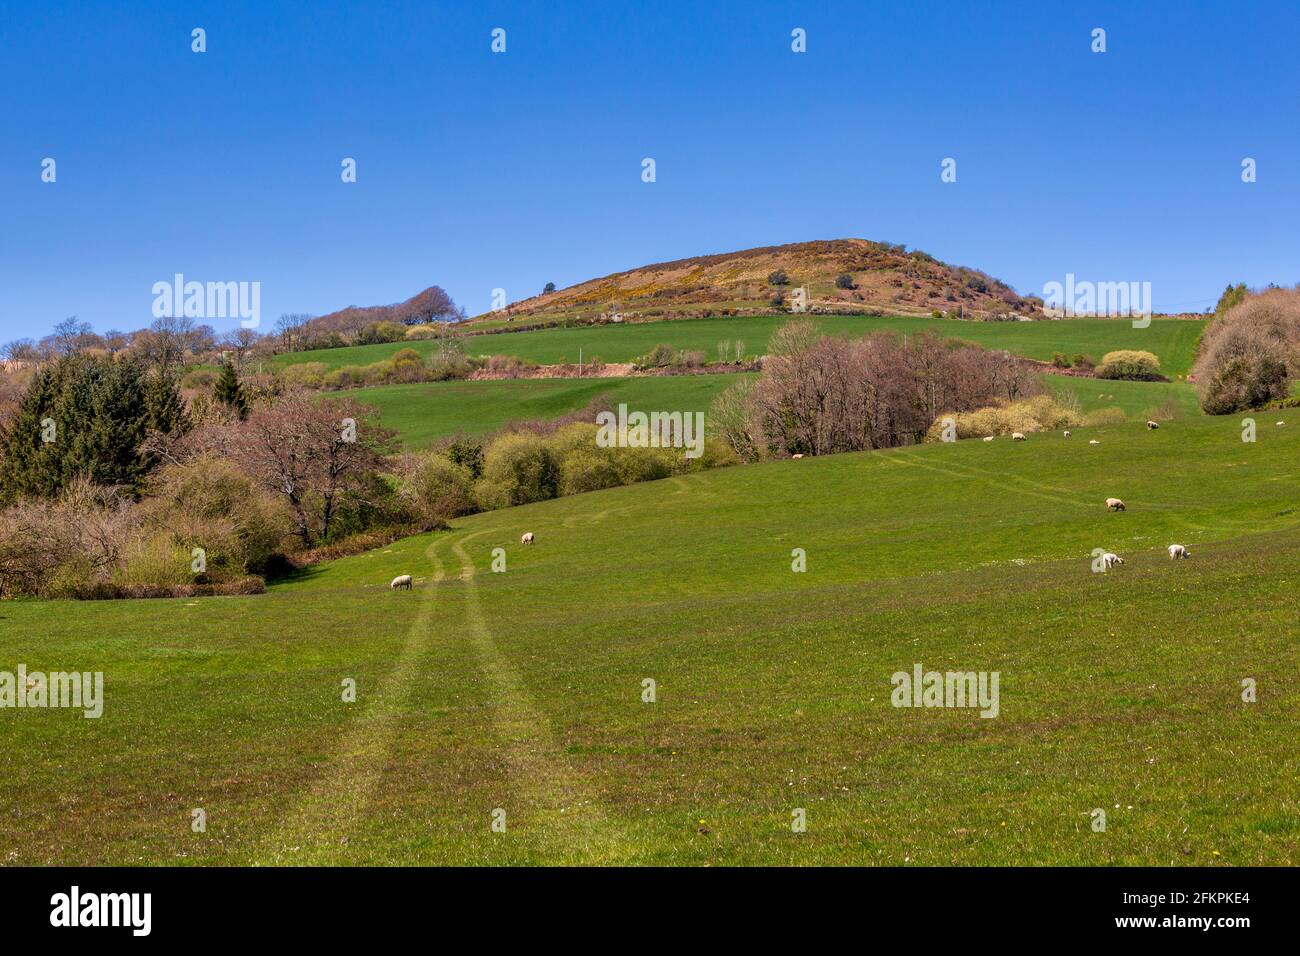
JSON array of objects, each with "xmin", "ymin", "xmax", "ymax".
[
  {"xmin": 1089, "ymin": 439, "xmax": 1100, "ymax": 445},
  {"xmin": 1012, "ymin": 432, "xmax": 1026, "ymax": 441},
  {"xmin": 792, "ymin": 453, "xmax": 804, "ymax": 459},
  {"xmin": 390, "ymin": 574, "xmax": 413, "ymax": 591},
  {"xmin": 1105, "ymin": 497, "xmax": 1126, "ymax": 511},
  {"xmin": 1063, "ymin": 430, "xmax": 1071, "ymax": 438},
  {"xmin": 982, "ymin": 435, "xmax": 995, "ymax": 442},
  {"xmin": 1277, "ymin": 421, "xmax": 1286, "ymax": 427},
  {"xmin": 1168, "ymin": 544, "xmax": 1189, "ymax": 560},
  {"xmin": 1146, "ymin": 420, "xmax": 1159, "ymax": 430},
  {"xmin": 1102, "ymin": 552, "xmax": 1124, "ymax": 571},
  {"xmin": 521, "ymin": 532, "xmax": 534, "ymax": 544}
]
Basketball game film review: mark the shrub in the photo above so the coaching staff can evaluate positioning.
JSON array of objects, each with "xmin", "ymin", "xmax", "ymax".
[
  {"xmin": 1051, "ymin": 352, "xmax": 1071, "ymax": 368},
  {"xmin": 282, "ymin": 362, "xmax": 327, "ymax": 389},
  {"xmin": 768, "ymin": 269, "xmax": 789, "ymax": 286},
  {"xmin": 680, "ymin": 350, "xmax": 707, "ymax": 368},
  {"xmin": 1071, "ymin": 353, "xmax": 1096, "ymax": 371},
  {"xmin": 835, "ymin": 274, "xmax": 855, "ymax": 290},
  {"xmin": 1193, "ymin": 288, "xmax": 1300, "ymax": 413},
  {"xmin": 1096, "ymin": 350, "xmax": 1162, "ymax": 381},
  {"xmin": 434, "ymin": 432, "xmax": 485, "ymax": 479},
  {"xmin": 557, "ymin": 445, "xmax": 622, "ymax": 495},
  {"xmin": 635, "ymin": 343, "xmax": 678, "ymax": 369},
  {"xmin": 0, "ymin": 479, "xmax": 135, "ymax": 597},
  {"xmin": 403, "ymin": 453, "xmax": 476, "ymax": 523},
  {"xmin": 924, "ymin": 395, "xmax": 1084, "ymax": 441},
  {"xmin": 474, "ymin": 432, "xmax": 558, "ymax": 510},
  {"xmin": 142, "ymin": 456, "xmax": 291, "ymax": 575},
  {"xmin": 427, "ymin": 349, "xmax": 475, "ymax": 381}
]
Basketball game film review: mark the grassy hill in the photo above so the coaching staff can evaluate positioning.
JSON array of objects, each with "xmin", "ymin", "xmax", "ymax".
[
  {"xmin": 473, "ymin": 239, "xmax": 1041, "ymax": 324},
  {"xmin": 4, "ymin": 414, "xmax": 1297, "ymax": 864},
  {"xmin": 276, "ymin": 313, "xmax": 1207, "ymax": 378}
]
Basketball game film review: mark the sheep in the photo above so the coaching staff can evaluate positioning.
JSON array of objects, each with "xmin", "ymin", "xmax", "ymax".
[
  {"xmin": 1277, "ymin": 421, "xmax": 1286, "ymax": 427},
  {"xmin": 1063, "ymin": 430, "xmax": 1071, "ymax": 438},
  {"xmin": 982, "ymin": 436, "xmax": 995, "ymax": 442},
  {"xmin": 1012, "ymin": 432, "xmax": 1027, "ymax": 441},
  {"xmin": 390, "ymin": 574, "xmax": 413, "ymax": 591},
  {"xmin": 1146, "ymin": 420, "xmax": 1159, "ymax": 430},
  {"xmin": 521, "ymin": 532, "xmax": 535, "ymax": 544},
  {"xmin": 1168, "ymin": 544, "xmax": 1189, "ymax": 560},
  {"xmin": 1105, "ymin": 497, "xmax": 1126, "ymax": 511},
  {"xmin": 1102, "ymin": 552, "xmax": 1124, "ymax": 571},
  {"xmin": 792, "ymin": 453, "xmax": 804, "ymax": 459},
  {"xmin": 1089, "ymin": 439, "xmax": 1100, "ymax": 445}
]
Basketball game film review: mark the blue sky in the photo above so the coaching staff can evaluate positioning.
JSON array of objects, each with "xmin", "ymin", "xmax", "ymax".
[{"xmin": 1, "ymin": 0, "xmax": 1297, "ymax": 342}]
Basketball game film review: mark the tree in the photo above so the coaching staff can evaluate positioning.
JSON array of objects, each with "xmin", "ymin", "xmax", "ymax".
[
  {"xmin": 134, "ymin": 316, "xmax": 196, "ymax": 373},
  {"xmin": 543, "ymin": 282, "xmax": 556, "ymax": 294},
  {"xmin": 220, "ymin": 327, "xmax": 260, "ymax": 366},
  {"xmin": 1, "ymin": 339, "xmax": 39, "ymax": 363},
  {"xmin": 1214, "ymin": 283, "xmax": 1248, "ymax": 318},
  {"xmin": 835, "ymin": 274, "xmax": 855, "ymax": 290},
  {"xmin": 51, "ymin": 316, "xmax": 93, "ymax": 357},
  {"xmin": 0, "ymin": 356, "xmax": 154, "ymax": 502},
  {"xmin": 144, "ymin": 369, "xmax": 190, "ymax": 437},
  {"xmin": 213, "ymin": 360, "xmax": 249, "ymax": 420},
  {"xmin": 274, "ymin": 313, "xmax": 313, "ymax": 351},
  {"xmin": 221, "ymin": 391, "xmax": 396, "ymax": 545},
  {"xmin": 768, "ymin": 269, "xmax": 789, "ymax": 286}
]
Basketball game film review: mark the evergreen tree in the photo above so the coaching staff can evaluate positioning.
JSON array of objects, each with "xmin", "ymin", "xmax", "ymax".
[
  {"xmin": 213, "ymin": 360, "xmax": 249, "ymax": 420},
  {"xmin": 0, "ymin": 355, "xmax": 153, "ymax": 502},
  {"xmin": 145, "ymin": 368, "xmax": 191, "ymax": 435}
]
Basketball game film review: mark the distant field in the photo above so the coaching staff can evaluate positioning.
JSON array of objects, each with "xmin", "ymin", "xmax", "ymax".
[
  {"xmin": 1044, "ymin": 375, "xmax": 1202, "ymax": 419},
  {"xmin": 354, "ymin": 374, "xmax": 752, "ymax": 448},
  {"xmin": 5, "ymin": 414, "xmax": 1298, "ymax": 864},
  {"xmin": 275, "ymin": 314, "xmax": 1206, "ymax": 378},
  {"xmin": 351, "ymin": 368, "xmax": 1199, "ymax": 451}
]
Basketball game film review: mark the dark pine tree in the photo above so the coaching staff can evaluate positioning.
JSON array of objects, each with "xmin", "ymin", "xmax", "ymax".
[
  {"xmin": 0, "ymin": 355, "xmax": 154, "ymax": 502},
  {"xmin": 213, "ymin": 360, "xmax": 249, "ymax": 420}
]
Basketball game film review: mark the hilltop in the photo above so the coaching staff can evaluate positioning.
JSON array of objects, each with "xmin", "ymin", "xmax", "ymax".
[{"xmin": 474, "ymin": 239, "xmax": 1043, "ymax": 326}]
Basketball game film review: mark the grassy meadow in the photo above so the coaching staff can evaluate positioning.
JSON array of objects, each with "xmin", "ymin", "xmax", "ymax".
[
  {"xmin": 354, "ymin": 373, "xmax": 751, "ymax": 448},
  {"xmin": 3, "ymin": 413, "xmax": 1298, "ymax": 865},
  {"xmin": 276, "ymin": 314, "xmax": 1207, "ymax": 378}
]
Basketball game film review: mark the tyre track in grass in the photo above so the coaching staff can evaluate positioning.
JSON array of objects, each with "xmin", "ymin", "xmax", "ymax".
[
  {"xmin": 256, "ymin": 539, "xmax": 449, "ymax": 864},
  {"xmin": 448, "ymin": 530, "xmax": 632, "ymax": 863}
]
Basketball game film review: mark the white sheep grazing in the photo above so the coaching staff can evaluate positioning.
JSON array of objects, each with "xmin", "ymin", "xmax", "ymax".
[
  {"xmin": 1063, "ymin": 430, "xmax": 1071, "ymax": 438},
  {"xmin": 1277, "ymin": 421, "xmax": 1286, "ymax": 427},
  {"xmin": 1168, "ymin": 544, "xmax": 1189, "ymax": 560},
  {"xmin": 1105, "ymin": 497, "xmax": 1126, "ymax": 511},
  {"xmin": 982, "ymin": 435, "xmax": 995, "ymax": 442},
  {"xmin": 390, "ymin": 574, "xmax": 413, "ymax": 591},
  {"xmin": 1012, "ymin": 432, "xmax": 1027, "ymax": 441},
  {"xmin": 792, "ymin": 453, "xmax": 804, "ymax": 459},
  {"xmin": 1089, "ymin": 439, "xmax": 1100, "ymax": 445},
  {"xmin": 1146, "ymin": 420, "xmax": 1159, "ymax": 430},
  {"xmin": 1102, "ymin": 552, "xmax": 1124, "ymax": 571},
  {"xmin": 521, "ymin": 532, "xmax": 534, "ymax": 544}
]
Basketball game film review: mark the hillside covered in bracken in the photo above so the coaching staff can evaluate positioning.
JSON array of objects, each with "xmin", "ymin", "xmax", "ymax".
[{"xmin": 476, "ymin": 239, "xmax": 1043, "ymax": 326}]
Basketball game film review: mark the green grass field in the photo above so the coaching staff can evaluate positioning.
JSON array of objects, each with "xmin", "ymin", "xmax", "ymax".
[
  {"xmin": 4, "ymin": 414, "xmax": 1297, "ymax": 865},
  {"xmin": 352, "ymin": 372, "xmax": 1199, "ymax": 452},
  {"xmin": 354, "ymin": 374, "xmax": 752, "ymax": 448},
  {"xmin": 275, "ymin": 314, "xmax": 1206, "ymax": 378},
  {"xmin": 1044, "ymin": 375, "xmax": 1202, "ymax": 419}
]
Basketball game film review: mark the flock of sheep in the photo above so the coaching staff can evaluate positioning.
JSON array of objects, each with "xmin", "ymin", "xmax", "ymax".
[
  {"xmin": 383, "ymin": 415, "xmax": 1250, "ymax": 591},
  {"xmin": 988, "ymin": 419, "xmax": 1197, "ymax": 573}
]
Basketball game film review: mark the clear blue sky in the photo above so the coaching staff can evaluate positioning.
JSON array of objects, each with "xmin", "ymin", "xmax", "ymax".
[{"xmin": 2, "ymin": 0, "xmax": 1297, "ymax": 341}]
